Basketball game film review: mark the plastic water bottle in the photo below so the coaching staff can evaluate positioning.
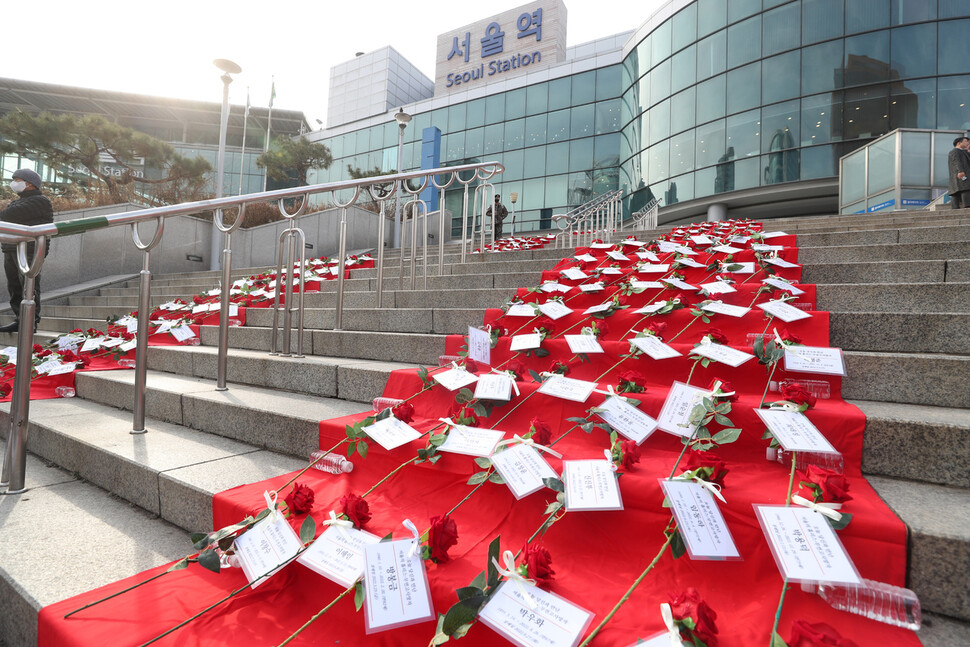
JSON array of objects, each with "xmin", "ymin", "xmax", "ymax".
[
  {"xmin": 55, "ymin": 386, "xmax": 76, "ymax": 398},
  {"xmin": 182, "ymin": 337, "xmax": 201, "ymax": 346},
  {"xmin": 438, "ymin": 354, "xmax": 461, "ymax": 366},
  {"xmin": 228, "ymin": 318, "xmax": 242, "ymax": 327},
  {"xmin": 768, "ymin": 378, "xmax": 832, "ymax": 401},
  {"xmin": 118, "ymin": 359, "xmax": 137, "ymax": 369},
  {"xmin": 309, "ymin": 450, "xmax": 354, "ymax": 474},
  {"xmin": 802, "ymin": 579, "xmax": 921, "ymax": 630},
  {"xmin": 372, "ymin": 397, "xmax": 403, "ymax": 412},
  {"xmin": 766, "ymin": 447, "xmax": 845, "ymax": 474}
]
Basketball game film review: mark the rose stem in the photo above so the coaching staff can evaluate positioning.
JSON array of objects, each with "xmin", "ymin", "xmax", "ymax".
[
  {"xmin": 768, "ymin": 455, "xmax": 799, "ymax": 644},
  {"xmin": 275, "ymin": 585, "xmax": 354, "ymax": 647}
]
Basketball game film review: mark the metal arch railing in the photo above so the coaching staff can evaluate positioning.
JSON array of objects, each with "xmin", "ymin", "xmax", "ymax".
[
  {"xmin": 551, "ymin": 190, "xmax": 624, "ymax": 249},
  {"xmin": 0, "ymin": 160, "xmax": 503, "ymax": 494},
  {"xmin": 623, "ymin": 197, "xmax": 661, "ymax": 232}
]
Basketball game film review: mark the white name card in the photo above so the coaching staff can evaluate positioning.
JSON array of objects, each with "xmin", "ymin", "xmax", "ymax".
[
  {"xmin": 298, "ymin": 525, "xmax": 381, "ymax": 588},
  {"xmin": 630, "ymin": 335, "xmax": 681, "ymax": 360},
  {"xmin": 761, "ymin": 231, "xmax": 789, "ymax": 239},
  {"xmin": 657, "ymin": 240, "xmax": 680, "ymax": 253},
  {"xmin": 575, "ymin": 253, "xmax": 598, "ymax": 261},
  {"xmin": 606, "ymin": 250, "xmax": 629, "ymax": 261},
  {"xmin": 537, "ymin": 301, "xmax": 574, "ymax": 320},
  {"xmin": 721, "ymin": 262, "xmax": 755, "ymax": 274},
  {"xmin": 783, "ymin": 346, "xmax": 847, "ymax": 376},
  {"xmin": 755, "ymin": 505, "xmax": 861, "ymax": 584},
  {"xmin": 754, "ymin": 409, "xmax": 838, "ymax": 454},
  {"xmin": 638, "ymin": 263, "xmax": 670, "ymax": 274},
  {"xmin": 757, "ymin": 300, "xmax": 812, "ymax": 322},
  {"xmin": 563, "ymin": 459, "xmax": 623, "ymax": 511},
  {"xmin": 474, "ymin": 373, "xmax": 514, "ymax": 401},
  {"xmin": 600, "ymin": 267, "xmax": 623, "ymax": 275},
  {"xmin": 479, "ymin": 581, "xmax": 594, "ymax": 647},
  {"xmin": 657, "ymin": 381, "xmax": 711, "ymax": 437},
  {"xmin": 562, "ymin": 268, "xmax": 589, "ymax": 281},
  {"xmin": 690, "ymin": 342, "xmax": 755, "ymax": 367},
  {"xmin": 433, "ymin": 367, "xmax": 479, "ymax": 391},
  {"xmin": 700, "ymin": 301, "xmax": 751, "ymax": 318},
  {"xmin": 565, "ymin": 334, "xmax": 604, "ymax": 354},
  {"xmin": 700, "ymin": 281, "xmax": 737, "ymax": 295},
  {"xmin": 690, "ymin": 235, "xmax": 713, "ymax": 245},
  {"xmin": 537, "ymin": 376, "xmax": 598, "ymax": 403},
  {"xmin": 491, "ymin": 443, "xmax": 559, "ymax": 500},
  {"xmin": 661, "ymin": 479, "xmax": 740, "ymax": 560},
  {"xmin": 596, "ymin": 395, "xmax": 659, "ymax": 444},
  {"xmin": 710, "ymin": 244, "xmax": 745, "ymax": 254},
  {"xmin": 100, "ymin": 338, "xmax": 125, "ymax": 348},
  {"xmin": 764, "ymin": 277, "xmax": 805, "ymax": 295},
  {"xmin": 766, "ymin": 256, "xmax": 800, "ymax": 269},
  {"xmin": 751, "ymin": 243, "xmax": 784, "ymax": 252},
  {"xmin": 540, "ymin": 283, "xmax": 572, "ymax": 294},
  {"xmin": 631, "ymin": 280, "xmax": 664, "ymax": 290},
  {"xmin": 636, "ymin": 250, "xmax": 661, "ymax": 262},
  {"xmin": 582, "ymin": 303, "xmax": 613, "ymax": 315},
  {"xmin": 674, "ymin": 257, "xmax": 705, "ymax": 268},
  {"xmin": 510, "ymin": 333, "xmax": 543, "ymax": 351},
  {"xmin": 439, "ymin": 425, "xmax": 505, "ymax": 457},
  {"xmin": 234, "ymin": 511, "xmax": 304, "ymax": 589},
  {"xmin": 362, "ymin": 538, "xmax": 435, "ymax": 633},
  {"xmin": 364, "ymin": 416, "xmax": 422, "ymax": 451},
  {"xmin": 47, "ymin": 361, "xmax": 78, "ymax": 376},
  {"xmin": 661, "ymin": 278, "xmax": 698, "ymax": 291},
  {"xmin": 578, "ymin": 282, "xmax": 605, "ymax": 293},
  {"xmin": 507, "ymin": 303, "xmax": 538, "ymax": 317},
  {"xmin": 170, "ymin": 325, "xmax": 196, "ymax": 342},
  {"xmin": 634, "ymin": 302, "xmax": 668, "ymax": 315},
  {"xmin": 468, "ymin": 326, "xmax": 491, "ymax": 366},
  {"xmin": 80, "ymin": 337, "xmax": 104, "ymax": 353}
]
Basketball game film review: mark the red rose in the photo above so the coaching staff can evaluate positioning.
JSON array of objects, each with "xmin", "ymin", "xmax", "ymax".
[
  {"xmin": 799, "ymin": 465, "xmax": 852, "ymax": 503},
  {"xmin": 530, "ymin": 417, "xmax": 552, "ymax": 445},
  {"xmin": 781, "ymin": 382, "xmax": 817, "ymax": 408},
  {"xmin": 534, "ymin": 318, "xmax": 556, "ymax": 337},
  {"xmin": 592, "ymin": 319, "xmax": 609, "ymax": 338},
  {"xmin": 464, "ymin": 358, "xmax": 480, "ymax": 374},
  {"xmin": 427, "ymin": 514, "xmax": 459, "ymax": 563},
  {"xmin": 505, "ymin": 359, "xmax": 526, "ymax": 380},
  {"xmin": 669, "ymin": 587, "xmax": 719, "ymax": 647},
  {"xmin": 521, "ymin": 542, "xmax": 555, "ymax": 585},
  {"xmin": 709, "ymin": 378, "xmax": 738, "ymax": 403},
  {"xmin": 549, "ymin": 360, "xmax": 569, "ymax": 375},
  {"xmin": 340, "ymin": 493, "xmax": 371, "ymax": 528},
  {"xmin": 283, "ymin": 482, "xmax": 315, "ymax": 515},
  {"xmin": 788, "ymin": 620, "xmax": 859, "ymax": 647},
  {"xmin": 32, "ymin": 344, "xmax": 43, "ymax": 354},
  {"xmin": 450, "ymin": 403, "xmax": 479, "ymax": 427},
  {"xmin": 704, "ymin": 328, "xmax": 729, "ymax": 345},
  {"xmin": 780, "ymin": 329, "xmax": 802, "ymax": 345},
  {"xmin": 617, "ymin": 369, "xmax": 647, "ymax": 394},
  {"xmin": 684, "ymin": 449, "xmax": 729, "ymax": 487},
  {"xmin": 392, "ymin": 401, "xmax": 414, "ymax": 424},
  {"xmin": 647, "ymin": 321, "xmax": 667, "ymax": 337},
  {"xmin": 621, "ymin": 440, "xmax": 641, "ymax": 471},
  {"xmin": 192, "ymin": 295, "xmax": 204, "ymax": 304},
  {"xmin": 0, "ymin": 382, "xmax": 10, "ymax": 398},
  {"xmin": 70, "ymin": 328, "xmax": 82, "ymax": 334}
]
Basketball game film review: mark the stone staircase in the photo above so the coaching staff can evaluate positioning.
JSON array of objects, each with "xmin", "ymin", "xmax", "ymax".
[{"xmin": 0, "ymin": 211, "xmax": 969, "ymax": 646}]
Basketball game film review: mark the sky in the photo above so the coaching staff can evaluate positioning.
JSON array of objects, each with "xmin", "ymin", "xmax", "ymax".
[{"xmin": 4, "ymin": 0, "xmax": 664, "ymax": 128}]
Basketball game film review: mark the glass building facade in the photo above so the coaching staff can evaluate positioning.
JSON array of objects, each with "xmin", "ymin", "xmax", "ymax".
[
  {"xmin": 621, "ymin": 0, "xmax": 970, "ymax": 217},
  {"xmin": 311, "ymin": 0, "xmax": 969, "ymax": 227}
]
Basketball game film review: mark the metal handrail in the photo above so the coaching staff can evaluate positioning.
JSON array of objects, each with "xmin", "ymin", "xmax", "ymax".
[
  {"xmin": 552, "ymin": 190, "xmax": 624, "ymax": 248},
  {"xmin": 0, "ymin": 160, "xmax": 503, "ymax": 494},
  {"xmin": 624, "ymin": 197, "xmax": 661, "ymax": 231}
]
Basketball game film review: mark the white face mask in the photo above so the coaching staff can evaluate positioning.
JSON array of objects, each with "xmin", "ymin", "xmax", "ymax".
[{"xmin": 9, "ymin": 180, "xmax": 26, "ymax": 194}]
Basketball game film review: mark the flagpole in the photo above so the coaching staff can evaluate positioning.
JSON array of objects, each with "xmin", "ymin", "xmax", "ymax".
[
  {"xmin": 238, "ymin": 86, "xmax": 250, "ymax": 196},
  {"xmin": 262, "ymin": 76, "xmax": 275, "ymax": 192}
]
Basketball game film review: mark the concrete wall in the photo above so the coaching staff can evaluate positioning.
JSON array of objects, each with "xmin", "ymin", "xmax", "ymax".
[{"xmin": 0, "ymin": 203, "xmax": 453, "ymax": 306}]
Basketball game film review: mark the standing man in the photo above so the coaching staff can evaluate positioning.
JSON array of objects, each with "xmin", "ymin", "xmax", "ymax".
[
  {"xmin": 486, "ymin": 194, "xmax": 508, "ymax": 240},
  {"xmin": 0, "ymin": 169, "xmax": 52, "ymax": 332},
  {"xmin": 948, "ymin": 136, "xmax": 970, "ymax": 209}
]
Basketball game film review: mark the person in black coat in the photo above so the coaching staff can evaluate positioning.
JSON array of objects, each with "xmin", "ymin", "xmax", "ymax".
[
  {"xmin": 947, "ymin": 136, "xmax": 970, "ymax": 209},
  {"xmin": 0, "ymin": 168, "xmax": 53, "ymax": 332}
]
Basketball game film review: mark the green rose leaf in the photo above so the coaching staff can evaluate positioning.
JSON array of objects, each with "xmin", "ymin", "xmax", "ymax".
[
  {"xmin": 300, "ymin": 515, "xmax": 317, "ymax": 544},
  {"xmin": 354, "ymin": 580, "xmax": 365, "ymax": 611},
  {"xmin": 197, "ymin": 548, "xmax": 221, "ymax": 574},
  {"xmin": 712, "ymin": 427, "xmax": 742, "ymax": 444}
]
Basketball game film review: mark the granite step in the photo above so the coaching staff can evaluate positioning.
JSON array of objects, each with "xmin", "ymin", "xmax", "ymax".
[
  {"xmin": 816, "ymin": 282, "xmax": 970, "ymax": 313},
  {"xmin": 843, "ymin": 350, "xmax": 970, "ymax": 408},
  {"xmin": 869, "ymin": 476, "xmax": 970, "ymax": 622},
  {"xmin": 800, "ymin": 240, "xmax": 970, "ymax": 265},
  {"xmin": 830, "ymin": 312, "xmax": 970, "ymax": 355}
]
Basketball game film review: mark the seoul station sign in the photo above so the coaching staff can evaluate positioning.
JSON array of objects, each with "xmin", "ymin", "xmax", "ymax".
[{"xmin": 434, "ymin": 0, "xmax": 567, "ymax": 94}]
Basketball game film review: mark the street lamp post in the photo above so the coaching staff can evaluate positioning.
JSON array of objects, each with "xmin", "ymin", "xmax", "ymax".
[
  {"xmin": 210, "ymin": 58, "xmax": 241, "ymax": 271},
  {"xmin": 393, "ymin": 108, "xmax": 411, "ymax": 249}
]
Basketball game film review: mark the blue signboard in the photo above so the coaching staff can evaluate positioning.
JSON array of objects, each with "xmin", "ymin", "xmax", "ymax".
[{"xmin": 867, "ymin": 199, "xmax": 895, "ymax": 212}]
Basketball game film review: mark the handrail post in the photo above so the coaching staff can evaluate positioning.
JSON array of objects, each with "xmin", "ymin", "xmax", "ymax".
[
  {"xmin": 335, "ymin": 207, "xmax": 348, "ymax": 330},
  {"xmin": 376, "ymin": 200, "xmax": 387, "ymax": 308},
  {"xmin": 129, "ymin": 217, "xmax": 165, "ymax": 432},
  {"xmin": 1, "ymin": 237, "xmax": 46, "ymax": 493},
  {"xmin": 215, "ymin": 231, "xmax": 233, "ymax": 391},
  {"xmin": 460, "ymin": 183, "xmax": 470, "ymax": 263}
]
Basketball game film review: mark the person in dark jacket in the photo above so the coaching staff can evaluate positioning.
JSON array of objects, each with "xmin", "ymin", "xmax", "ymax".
[
  {"xmin": 948, "ymin": 136, "xmax": 970, "ymax": 209},
  {"xmin": 0, "ymin": 168, "xmax": 53, "ymax": 332},
  {"xmin": 486, "ymin": 194, "xmax": 509, "ymax": 240}
]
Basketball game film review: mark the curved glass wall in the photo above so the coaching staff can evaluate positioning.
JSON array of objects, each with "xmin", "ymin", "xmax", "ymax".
[
  {"xmin": 620, "ymin": 0, "xmax": 970, "ymax": 214},
  {"xmin": 308, "ymin": 65, "xmax": 623, "ymax": 233}
]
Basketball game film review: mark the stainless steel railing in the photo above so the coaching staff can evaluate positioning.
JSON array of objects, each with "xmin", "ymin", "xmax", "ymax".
[
  {"xmin": 552, "ymin": 190, "xmax": 624, "ymax": 249},
  {"xmin": 0, "ymin": 160, "xmax": 502, "ymax": 493},
  {"xmin": 623, "ymin": 197, "xmax": 661, "ymax": 231}
]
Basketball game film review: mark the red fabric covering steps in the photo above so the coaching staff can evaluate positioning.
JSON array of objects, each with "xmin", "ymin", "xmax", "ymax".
[{"xmin": 37, "ymin": 220, "xmax": 921, "ymax": 647}]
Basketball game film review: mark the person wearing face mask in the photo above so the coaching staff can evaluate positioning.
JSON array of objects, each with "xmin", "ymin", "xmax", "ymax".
[
  {"xmin": 485, "ymin": 194, "xmax": 508, "ymax": 240},
  {"xmin": 0, "ymin": 169, "xmax": 53, "ymax": 333}
]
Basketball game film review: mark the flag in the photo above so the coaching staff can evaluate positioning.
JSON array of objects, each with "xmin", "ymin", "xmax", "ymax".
[
  {"xmin": 269, "ymin": 78, "xmax": 276, "ymax": 108},
  {"xmin": 244, "ymin": 87, "xmax": 251, "ymax": 118}
]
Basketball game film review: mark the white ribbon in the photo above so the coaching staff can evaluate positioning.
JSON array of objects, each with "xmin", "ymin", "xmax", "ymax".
[
  {"xmin": 593, "ymin": 384, "xmax": 619, "ymax": 397},
  {"xmin": 492, "ymin": 549, "xmax": 537, "ymax": 609},
  {"xmin": 770, "ymin": 401, "xmax": 802, "ymax": 413},
  {"xmin": 495, "ymin": 434, "xmax": 563, "ymax": 459},
  {"xmin": 773, "ymin": 327, "xmax": 808, "ymax": 359},
  {"xmin": 604, "ymin": 448, "xmax": 618, "ymax": 472},
  {"xmin": 792, "ymin": 494, "xmax": 843, "ymax": 521},
  {"xmin": 438, "ymin": 417, "xmax": 468, "ymax": 438},
  {"xmin": 660, "ymin": 603, "xmax": 686, "ymax": 646},
  {"xmin": 402, "ymin": 518, "xmax": 421, "ymax": 558},
  {"xmin": 708, "ymin": 379, "xmax": 735, "ymax": 399},
  {"xmin": 323, "ymin": 510, "xmax": 354, "ymax": 537},
  {"xmin": 490, "ymin": 368, "xmax": 521, "ymax": 396},
  {"xmin": 673, "ymin": 472, "xmax": 726, "ymax": 503},
  {"xmin": 263, "ymin": 490, "xmax": 279, "ymax": 521}
]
